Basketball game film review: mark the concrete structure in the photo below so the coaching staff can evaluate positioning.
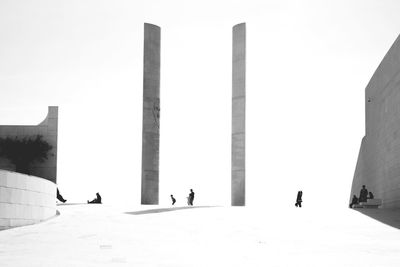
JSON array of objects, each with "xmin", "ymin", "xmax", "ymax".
[
  {"xmin": 0, "ymin": 107, "xmax": 58, "ymax": 183},
  {"xmin": 141, "ymin": 23, "xmax": 161, "ymax": 204},
  {"xmin": 352, "ymin": 34, "xmax": 400, "ymax": 208},
  {"xmin": 232, "ymin": 23, "xmax": 246, "ymax": 206},
  {"xmin": 0, "ymin": 170, "xmax": 56, "ymax": 230}
]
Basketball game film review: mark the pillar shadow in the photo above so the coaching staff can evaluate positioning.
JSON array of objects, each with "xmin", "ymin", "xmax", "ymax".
[
  {"xmin": 125, "ymin": 206, "xmax": 218, "ymax": 215},
  {"xmin": 355, "ymin": 208, "xmax": 400, "ymax": 229}
]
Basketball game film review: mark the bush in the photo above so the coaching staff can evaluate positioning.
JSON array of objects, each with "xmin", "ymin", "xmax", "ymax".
[{"xmin": 0, "ymin": 135, "xmax": 52, "ymax": 175}]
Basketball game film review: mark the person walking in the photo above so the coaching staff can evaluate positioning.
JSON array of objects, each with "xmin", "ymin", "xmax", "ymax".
[{"xmin": 295, "ymin": 191, "xmax": 303, "ymax": 207}]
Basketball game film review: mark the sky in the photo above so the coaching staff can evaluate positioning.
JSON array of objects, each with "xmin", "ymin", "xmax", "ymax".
[{"xmin": 1, "ymin": 0, "xmax": 400, "ymax": 207}]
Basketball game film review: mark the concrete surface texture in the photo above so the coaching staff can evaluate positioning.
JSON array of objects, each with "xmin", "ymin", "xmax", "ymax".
[
  {"xmin": 1, "ymin": 205, "xmax": 400, "ymax": 266},
  {"xmin": 232, "ymin": 23, "xmax": 246, "ymax": 206},
  {"xmin": 0, "ymin": 170, "xmax": 56, "ymax": 230},
  {"xmin": 352, "ymin": 34, "xmax": 400, "ymax": 208},
  {"xmin": 0, "ymin": 106, "xmax": 58, "ymax": 183},
  {"xmin": 141, "ymin": 23, "xmax": 161, "ymax": 205}
]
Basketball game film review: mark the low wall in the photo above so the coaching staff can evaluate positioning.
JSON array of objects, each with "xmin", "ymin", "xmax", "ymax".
[{"xmin": 0, "ymin": 170, "xmax": 56, "ymax": 230}]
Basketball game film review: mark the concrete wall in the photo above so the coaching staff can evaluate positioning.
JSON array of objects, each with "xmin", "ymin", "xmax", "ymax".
[
  {"xmin": 232, "ymin": 23, "xmax": 246, "ymax": 206},
  {"xmin": 352, "ymin": 34, "xmax": 400, "ymax": 208},
  {"xmin": 0, "ymin": 170, "xmax": 56, "ymax": 230},
  {"xmin": 141, "ymin": 23, "xmax": 161, "ymax": 205},
  {"xmin": 0, "ymin": 107, "xmax": 58, "ymax": 183}
]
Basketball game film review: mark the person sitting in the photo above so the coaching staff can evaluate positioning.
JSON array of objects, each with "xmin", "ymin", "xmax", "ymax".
[
  {"xmin": 368, "ymin": 192, "xmax": 374, "ymax": 199},
  {"xmin": 349, "ymin": 195, "xmax": 359, "ymax": 208},
  {"xmin": 56, "ymin": 188, "xmax": 67, "ymax": 203},
  {"xmin": 87, "ymin": 192, "xmax": 102, "ymax": 204},
  {"xmin": 170, "ymin": 194, "xmax": 176, "ymax": 205}
]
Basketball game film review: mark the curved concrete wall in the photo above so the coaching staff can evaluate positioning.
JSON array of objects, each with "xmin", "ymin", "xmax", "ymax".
[
  {"xmin": 0, "ymin": 170, "xmax": 56, "ymax": 230},
  {"xmin": 232, "ymin": 23, "xmax": 246, "ymax": 206},
  {"xmin": 141, "ymin": 23, "xmax": 161, "ymax": 205},
  {"xmin": 0, "ymin": 106, "xmax": 58, "ymax": 183},
  {"xmin": 352, "ymin": 34, "xmax": 400, "ymax": 208}
]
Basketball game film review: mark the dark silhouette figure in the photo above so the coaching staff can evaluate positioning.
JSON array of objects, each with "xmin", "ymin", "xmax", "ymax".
[
  {"xmin": 349, "ymin": 195, "xmax": 359, "ymax": 208},
  {"xmin": 188, "ymin": 189, "xmax": 195, "ymax": 206},
  {"xmin": 359, "ymin": 185, "xmax": 368, "ymax": 203},
  {"xmin": 295, "ymin": 191, "xmax": 303, "ymax": 207},
  {"xmin": 368, "ymin": 192, "xmax": 374, "ymax": 199},
  {"xmin": 87, "ymin": 192, "xmax": 102, "ymax": 204},
  {"xmin": 56, "ymin": 188, "xmax": 67, "ymax": 203},
  {"xmin": 170, "ymin": 194, "xmax": 176, "ymax": 205}
]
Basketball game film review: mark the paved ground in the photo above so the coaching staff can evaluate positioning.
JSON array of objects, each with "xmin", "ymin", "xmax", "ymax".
[{"xmin": 0, "ymin": 204, "xmax": 400, "ymax": 266}]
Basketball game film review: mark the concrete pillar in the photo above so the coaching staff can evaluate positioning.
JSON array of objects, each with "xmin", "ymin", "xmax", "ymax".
[
  {"xmin": 141, "ymin": 23, "xmax": 161, "ymax": 205},
  {"xmin": 232, "ymin": 23, "xmax": 246, "ymax": 206}
]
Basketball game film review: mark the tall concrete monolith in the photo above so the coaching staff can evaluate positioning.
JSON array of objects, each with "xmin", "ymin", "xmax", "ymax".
[
  {"xmin": 141, "ymin": 23, "xmax": 161, "ymax": 205},
  {"xmin": 232, "ymin": 23, "xmax": 246, "ymax": 206}
]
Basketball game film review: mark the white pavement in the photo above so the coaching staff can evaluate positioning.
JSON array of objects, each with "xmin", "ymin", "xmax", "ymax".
[{"xmin": 0, "ymin": 204, "xmax": 400, "ymax": 266}]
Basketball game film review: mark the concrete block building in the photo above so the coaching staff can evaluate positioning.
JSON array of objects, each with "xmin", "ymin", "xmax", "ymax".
[
  {"xmin": 0, "ymin": 106, "xmax": 58, "ymax": 183},
  {"xmin": 0, "ymin": 107, "xmax": 58, "ymax": 229},
  {"xmin": 352, "ymin": 35, "xmax": 400, "ymax": 208}
]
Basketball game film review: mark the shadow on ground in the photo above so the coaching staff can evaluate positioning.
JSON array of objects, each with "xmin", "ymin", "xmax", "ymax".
[
  {"xmin": 125, "ymin": 206, "xmax": 218, "ymax": 215},
  {"xmin": 0, "ymin": 210, "xmax": 60, "ymax": 232},
  {"xmin": 355, "ymin": 208, "xmax": 400, "ymax": 229},
  {"xmin": 56, "ymin": 203, "xmax": 88, "ymax": 206}
]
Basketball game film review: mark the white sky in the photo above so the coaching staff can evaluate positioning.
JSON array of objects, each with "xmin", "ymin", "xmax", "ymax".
[{"xmin": 1, "ymin": 0, "xmax": 400, "ymax": 207}]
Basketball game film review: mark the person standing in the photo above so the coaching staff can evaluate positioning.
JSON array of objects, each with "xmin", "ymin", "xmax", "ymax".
[
  {"xmin": 188, "ymin": 189, "xmax": 195, "ymax": 206},
  {"xmin": 359, "ymin": 185, "xmax": 368, "ymax": 203},
  {"xmin": 170, "ymin": 194, "xmax": 176, "ymax": 205},
  {"xmin": 295, "ymin": 191, "xmax": 303, "ymax": 207}
]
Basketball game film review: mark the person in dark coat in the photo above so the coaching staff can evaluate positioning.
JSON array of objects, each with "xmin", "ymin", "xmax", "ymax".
[
  {"xmin": 359, "ymin": 185, "xmax": 368, "ymax": 203},
  {"xmin": 88, "ymin": 192, "xmax": 102, "ymax": 204},
  {"xmin": 349, "ymin": 195, "xmax": 359, "ymax": 208},
  {"xmin": 56, "ymin": 188, "xmax": 67, "ymax": 203},
  {"xmin": 188, "ymin": 189, "xmax": 195, "ymax": 206},
  {"xmin": 295, "ymin": 191, "xmax": 303, "ymax": 207},
  {"xmin": 368, "ymin": 192, "xmax": 374, "ymax": 199},
  {"xmin": 171, "ymin": 194, "xmax": 176, "ymax": 205}
]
